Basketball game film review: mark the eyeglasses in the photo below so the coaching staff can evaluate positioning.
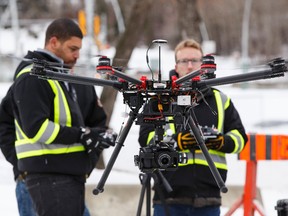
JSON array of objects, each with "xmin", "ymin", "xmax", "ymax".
[{"xmin": 176, "ymin": 58, "xmax": 202, "ymax": 66}]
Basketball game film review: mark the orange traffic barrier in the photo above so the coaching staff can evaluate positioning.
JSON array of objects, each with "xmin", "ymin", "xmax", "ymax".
[
  {"xmin": 225, "ymin": 134, "xmax": 288, "ymax": 216},
  {"xmin": 238, "ymin": 134, "xmax": 288, "ymax": 161}
]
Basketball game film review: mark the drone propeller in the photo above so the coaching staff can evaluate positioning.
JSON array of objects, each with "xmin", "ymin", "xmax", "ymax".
[
  {"xmin": 1, "ymin": 54, "xmax": 33, "ymax": 63},
  {"xmin": 199, "ymin": 53, "xmax": 287, "ymax": 72},
  {"xmin": 89, "ymin": 54, "xmax": 129, "ymax": 65},
  {"xmin": 0, "ymin": 54, "xmax": 85, "ymax": 72}
]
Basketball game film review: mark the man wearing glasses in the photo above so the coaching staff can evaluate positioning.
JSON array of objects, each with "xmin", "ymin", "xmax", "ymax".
[{"xmin": 139, "ymin": 38, "xmax": 247, "ymax": 216}]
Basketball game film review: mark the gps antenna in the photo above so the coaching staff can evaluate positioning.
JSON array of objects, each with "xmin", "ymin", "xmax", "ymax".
[{"xmin": 152, "ymin": 39, "xmax": 167, "ymax": 83}]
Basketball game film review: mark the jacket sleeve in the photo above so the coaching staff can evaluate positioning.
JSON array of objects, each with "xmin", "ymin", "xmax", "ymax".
[
  {"xmin": 12, "ymin": 75, "xmax": 80, "ymax": 145},
  {"xmin": 74, "ymin": 84, "xmax": 107, "ymax": 128},
  {"xmin": 138, "ymin": 104, "xmax": 155, "ymax": 147},
  {"xmin": 0, "ymin": 88, "xmax": 20, "ymax": 178},
  {"xmin": 221, "ymin": 99, "xmax": 248, "ymax": 153},
  {"xmin": 139, "ymin": 124, "xmax": 155, "ymax": 147}
]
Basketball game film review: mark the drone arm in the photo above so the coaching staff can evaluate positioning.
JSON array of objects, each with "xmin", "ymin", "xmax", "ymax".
[
  {"xmin": 174, "ymin": 69, "xmax": 201, "ymax": 85},
  {"xmin": 111, "ymin": 68, "xmax": 143, "ymax": 86},
  {"xmin": 186, "ymin": 114, "xmax": 228, "ymax": 193},
  {"xmin": 30, "ymin": 68, "xmax": 124, "ymax": 90},
  {"xmin": 198, "ymin": 65, "xmax": 287, "ymax": 87}
]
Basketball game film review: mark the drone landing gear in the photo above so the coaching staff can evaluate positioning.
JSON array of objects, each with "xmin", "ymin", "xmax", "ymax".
[{"xmin": 136, "ymin": 170, "xmax": 172, "ymax": 216}]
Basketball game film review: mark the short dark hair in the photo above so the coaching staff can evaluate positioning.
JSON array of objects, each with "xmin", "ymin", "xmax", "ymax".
[{"xmin": 45, "ymin": 18, "xmax": 83, "ymax": 45}]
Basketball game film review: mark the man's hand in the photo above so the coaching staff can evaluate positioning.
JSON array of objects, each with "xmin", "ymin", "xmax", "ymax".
[
  {"xmin": 205, "ymin": 135, "xmax": 224, "ymax": 150},
  {"xmin": 175, "ymin": 131, "xmax": 198, "ymax": 150},
  {"xmin": 79, "ymin": 127, "xmax": 117, "ymax": 154},
  {"xmin": 97, "ymin": 129, "xmax": 117, "ymax": 150},
  {"xmin": 175, "ymin": 131, "xmax": 224, "ymax": 151}
]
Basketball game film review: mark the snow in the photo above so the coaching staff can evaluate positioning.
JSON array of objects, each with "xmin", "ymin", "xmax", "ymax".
[{"xmin": 1, "ymin": 24, "xmax": 288, "ymax": 215}]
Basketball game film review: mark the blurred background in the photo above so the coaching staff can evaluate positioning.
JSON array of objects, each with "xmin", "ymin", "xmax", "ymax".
[
  {"xmin": 1, "ymin": 1, "xmax": 288, "ymax": 215},
  {"xmin": 1, "ymin": 0, "xmax": 288, "ymax": 121},
  {"xmin": 1, "ymin": 0, "xmax": 288, "ymax": 78}
]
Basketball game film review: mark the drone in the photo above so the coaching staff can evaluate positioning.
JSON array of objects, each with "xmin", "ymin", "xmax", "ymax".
[{"xmin": 28, "ymin": 39, "xmax": 288, "ymax": 196}]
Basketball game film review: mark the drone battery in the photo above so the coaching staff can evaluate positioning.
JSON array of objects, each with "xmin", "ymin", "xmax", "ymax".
[
  {"xmin": 153, "ymin": 82, "xmax": 167, "ymax": 89},
  {"xmin": 177, "ymin": 95, "xmax": 191, "ymax": 106}
]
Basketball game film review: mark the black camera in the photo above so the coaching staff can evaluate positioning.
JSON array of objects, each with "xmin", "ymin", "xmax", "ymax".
[{"xmin": 134, "ymin": 143, "xmax": 184, "ymax": 173}]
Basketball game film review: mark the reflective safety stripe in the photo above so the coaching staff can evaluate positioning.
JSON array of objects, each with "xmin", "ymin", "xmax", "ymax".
[
  {"xmin": 16, "ymin": 144, "xmax": 84, "ymax": 159},
  {"xmin": 213, "ymin": 90, "xmax": 229, "ymax": 133},
  {"xmin": 214, "ymin": 90, "xmax": 244, "ymax": 153},
  {"xmin": 144, "ymin": 90, "xmax": 234, "ymax": 170},
  {"xmin": 147, "ymin": 131, "xmax": 155, "ymax": 145},
  {"xmin": 15, "ymin": 120, "xmax": 29, "ymax": 144},
  {"xmin": 173, "ymin": 91, "xmax": 228, "ymax": 169},
  {"xmin": 179, "ymin": 150, "xmax": 227, "ymax": 170},
  {"xmin": 146, "ymin": 117, "xmax": 176, "ymax": 145},
  {"xmin": 16, "ymin": 66, "xmax": 33, "ymax": 79},
  {"xmin": 15, "ymin": 68, "xmax": 84, "ymax": 159},
  {"xmin": 48, "ymin": 80, "xmax": 72, "ymax": 127},
  {"xmin": 15, "ymin": 119, "xmax": 60, "ymax": 145},
  {"xmin": 227, "ymin": 129, "xmax": 245, "ymax": 153},
  {"xmin": 167, "ymin": 116, "xmax": 176, "ymax": 134}
]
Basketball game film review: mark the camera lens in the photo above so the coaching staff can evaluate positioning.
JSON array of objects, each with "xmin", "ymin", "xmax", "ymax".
[{"xmin": 157, "ymin": 153, "xmax": 172, "ymax": 168}]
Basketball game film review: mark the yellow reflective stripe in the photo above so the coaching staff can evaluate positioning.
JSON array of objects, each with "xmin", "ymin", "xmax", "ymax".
[
  {"xmin": 228, "ymin": 129, "xmax": 245, "ymax": 153},
  {"xmin": 16, "ymin": 66, "xmax": 32, "ymax": 79},
  {"xmin": 15, "ymin": 130, "xmax": 20, "ymax": 140},
  {"xmin": 15, "ymin": 123, "xmax": 34, "ymax": 146},
  {"xmin": 17, "ymin": 145, "xmax": 85, "ymax": 159},
  {"xmin": 15, "ymin": 140, "xmax": 30, "ymax": 145},
  {"xmin": 48, "ymin": 80, "xmax": 61, "ymax": 123},
  {"xmin": 179, "ymin": 158, "xmax": 227, "ymax": 169},
  {"xmin": 147, "ymin": 117, "xmax": 176, "ymax": 146},
  {"xmin": 14, "ymin": 120, "xmax": 29, "ymax": 143},
  {"xmin": 178, "ymin": 149, "xmax": 227, "ymax": 169},
  {"xmin": 208, "ymin": 149, "xmax": 225, "ymax": 157},
  {"xmin": 167, "ymin": 116, "xmax": 176, "ymax": 133},
  {"xmin": 31, "ymin": 119, "xmax": 49, "ymax": 143},
  {"xmin": 194, "ymin": 149, "xmax": 225, "ymax": 158},
  {"xmin": 179, "ymin": 158, "xmax": 227, "ymax": 170},
  {"xmin": 47, "ymin": 80, "xmax": 71, "ymax": 126},
  {"xmin": 27, "ymin": 119, "xmax": 59, "ymax": 144},
  {"xmin": 14, "ymin": 68, "xmax": 78, "ymax": 159},
  {"xmin": 46, "ymin": 124, "xmax": 60, "ymax": 144},
  {"xmin": 224, "ymin": 97, "xmax": 230, "ymax": 110},
  {"xmin": 213, "ymin": 90, "xmax": 224, "ymax": 132},
  {"xmin": 147, "ymin": 131, "xmax": 155, "ymax": 145},
  {"xmin": 55, "ymin": 81, "xmax": 72, "ymax": 126}
]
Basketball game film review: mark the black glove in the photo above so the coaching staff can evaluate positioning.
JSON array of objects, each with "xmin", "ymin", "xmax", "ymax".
[
  {"xmin": 175, "ymin": 131, "xmax": 224, "ymax": 151},
  {"xmin": 79, "ymin": 127, "xmax": 117, "ymax": 154},
  {"xmin": 97, "ymin": 129, "xmax": 117, "ymax": 150},
  {"xmin": 205, "ymin": 135, "xmax": 224, "ymax": 150},
  {"xmin": 175, "ymin": 131, "xmax": 198, "ymax": 151}
]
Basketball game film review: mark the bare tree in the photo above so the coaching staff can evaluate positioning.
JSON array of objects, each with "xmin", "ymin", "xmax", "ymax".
[
  {"xmin": 17, "ymin": 0, "xmax": 78, "ymax": 19},
  {"xmin": 100, "ymin": 0, "xmax": 153, "ymax": 125},
  {"xmin": 177, "ymin": 0, "xmax": 202, "ymax": 42}
]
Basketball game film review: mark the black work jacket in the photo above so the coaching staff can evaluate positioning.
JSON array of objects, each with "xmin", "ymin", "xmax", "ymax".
[
  {"xmin": 138, "ymin": 83, "xmax": 248, "ymax": 201},
  {"xmin": 0, "ymin": 50, "xmax": 106, "ymax": 179}
]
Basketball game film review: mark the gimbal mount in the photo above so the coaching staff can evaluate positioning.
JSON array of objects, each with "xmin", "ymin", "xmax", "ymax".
[{"xmin": 30, "ymin": 45, "xmax": 287, "ymax": 199}]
